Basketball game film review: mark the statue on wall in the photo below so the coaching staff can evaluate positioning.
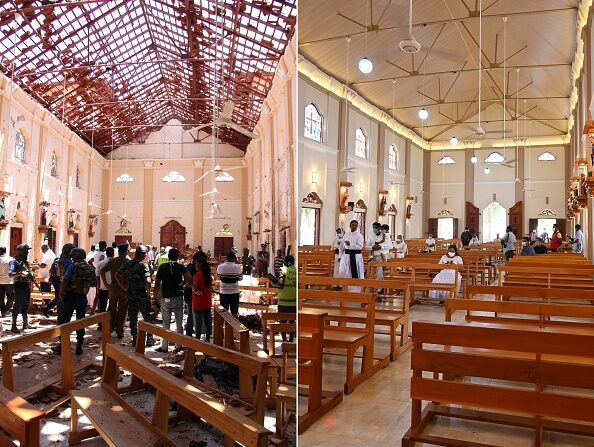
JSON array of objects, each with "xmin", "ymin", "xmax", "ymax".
[
  {"xmin": 68, "ymin": 213, "xmax": 74, "ymax": 229},
  {"xmin": 406, "ymin": 202, "xmax": 412, "ymax": 220},
  {"xmin": 0, "ymin": 198, "xmax": 6, "ymax": 221},
  {"xmin": 247, "ymin": 219, "xmax": 252, "ymax": 237},
  {"xmin": 40, "ymin": 207, "xmax": 47, "ymax": 226},
  {"xmin": 341, "ymin": 188, "xmax": 349, "ymax": 208},
  {"xmin": 75, "ymin": 214, "xmax": 81, "ymax": 230},
  {"xmin": 49, "ymin": 212, "xmax": 57, "ymax": 228},
  {"xmin": 379, "ymin": 194, "xmax": 387, "ymax": 214},
  {"xmin": 580, "ymin": 172, "xmax": 587, "ymax": 196}
]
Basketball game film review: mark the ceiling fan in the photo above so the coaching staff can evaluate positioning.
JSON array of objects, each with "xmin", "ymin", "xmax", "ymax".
[
  {"xmin": 201, "ymin": 186, "xmax": 233, "ymax": 199},
  {"xmin": 194, "ymin": 163, "xmax": 243, "ymax": 184},
  {"xmin": 188, "ymin": 100, "xmax": 257, "ymax": 139},
  {"xmin": 399, "ymin": 0, "xmax": 421, "ymax": 54}
]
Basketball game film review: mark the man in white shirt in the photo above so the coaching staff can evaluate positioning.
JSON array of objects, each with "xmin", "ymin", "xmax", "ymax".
[
  {"xmin": 381, "ymin": 224, "xmax": 393, "ymax": 259},
  {"xmin": 338, "ymin": 220, "xmax": 365, "ymax": 292},
  {"xmin": 217, "ymin": 251, "xmax": 243, "ymax": 316},
  {"xmin": 0, "ymin": 247, "xmax": 14, "ymax": 317},
  {"xmin": 570, "ymin": 224, "xmax": 585, "ymax": 253},
  {"xmin": 425, "ymin": 234, "xmax": 436, "ymax": 253},
  {"xmin": 332, "ymin": 228, "xmax": 345, "ymax": 277},
  {"xmin": 85, "ymin": 245, "xmax": 96, "ymax": 263},
  {"xmin": 367, "ymin": 222, "xmax": 390, "ymax": 280},
  {"xmin": 91, "ymin": 247, "xmax": 113, "ymax": 330},
  {"xmin": 38, "ymin": 244, "xmax": 56, "ymax": 283}
]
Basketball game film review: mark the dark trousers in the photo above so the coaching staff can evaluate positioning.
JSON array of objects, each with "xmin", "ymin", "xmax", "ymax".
[
  {"xmin": 219, "ymin": 293, "xmax": 239, "ymax": 316},
  {"xmin": 127, "ymin": 294, "xmax": 154, "ymax": 337},
  {"xmin": 12, "ymin": 283, "xmax": 30, "ymax": 320},
  {"xmin": 62, "ymin": 292, "xmax": 87, "ymax": 342},
  {"xmin": 278, "ymin": 304, "xmax": 296, "ymax": 342},
  {"xmin": 192, "ymin": 308, "xmax": 212, "ymax": 342},
  {"xmin": 505, "ymin": 250, "xmax": 515, "ymax": 261},
  {"xmin": 184, "ymin": 287, "xmax": 193, "ymax": 336},
  {"xmin": 0, "ymin": 284, "xmax": 14, "ymax": 313},
  {"xmin": 45, "ymin": 279, "xmax": 64, "ymax": 324},
  {"xmin": 97, "ymin": 289, "xmax": 109, "ymax": 312}
]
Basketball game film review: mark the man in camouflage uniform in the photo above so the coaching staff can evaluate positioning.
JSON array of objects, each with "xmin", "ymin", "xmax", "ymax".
[{"xmin": 115, "ymin": 245, "xmax": 155, "ymax": 347}]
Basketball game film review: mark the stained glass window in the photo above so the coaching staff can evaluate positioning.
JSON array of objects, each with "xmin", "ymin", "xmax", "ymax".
[
  {"xmin": 304, "ymin": 103, "xmax": 322, "ymax": 142},
  {"xmin": 355, "ymin": 128, "xmax": 367, "ymax": 159}
]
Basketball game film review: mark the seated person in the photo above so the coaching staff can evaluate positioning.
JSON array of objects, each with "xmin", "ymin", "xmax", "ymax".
[
  {"xmin": 533, "ymin": 238, "xmax": 548, "ymax": 254},
  {"xmin": 425, "ymin": 234, "xmax": 436, "ymax": 253},
  {"xmin": 429, "ymin": 244, "xmax": 464, "ymax": 300},
  {"xmin": 469, "ymin": 234, "xmax": 480, "ymax": 246},
  {"xmin": 521, "ymin": 236, "xmax": 535, "ymax": 256}
]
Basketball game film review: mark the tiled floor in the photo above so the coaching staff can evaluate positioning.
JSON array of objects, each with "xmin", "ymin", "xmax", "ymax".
[{"xmin": 299, "ymin": 302, "xmax": 594, "ymax": 447}]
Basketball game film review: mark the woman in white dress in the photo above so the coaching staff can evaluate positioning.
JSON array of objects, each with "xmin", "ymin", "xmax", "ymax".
[{"xmin": 429, "ymin": 244, "xmax": 464, "ymax": 300}]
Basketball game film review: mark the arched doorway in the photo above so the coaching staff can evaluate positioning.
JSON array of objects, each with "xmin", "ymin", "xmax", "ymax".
[
  {"xmin": 482, "ymin": 202, "xmax": 506, "ymax": 242},
  {"xmin": 160, "ymin": 220, "xmax": 186, "ymax": 249}
]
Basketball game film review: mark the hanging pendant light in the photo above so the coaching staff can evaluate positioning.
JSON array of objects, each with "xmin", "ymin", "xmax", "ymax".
[
  {"xmin": 450, "ymin": 136, "xmax": 458, "ymax": 146},
  {"xmin": 470, "ymin": 155, "xmax": 478, "ymax": 164},
  {"xmin": 358, "ymin": 1, "xmax": 373, "ymax": 74},
  {"xmin": 418, "ymin": 107, "xmax": 429, "ymax": 120},
  {"xmin": 484, "ymin": 167, "xmax": 490, "ymax": 174}
]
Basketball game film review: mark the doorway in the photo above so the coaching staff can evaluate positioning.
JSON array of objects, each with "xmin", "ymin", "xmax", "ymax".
[
  {"xmin": 214, "ymin": 237, "xmax": 234, "ymax": 258},
  {"xmin": 482, "ymin": 202, "xmax": 506, "ymax": 242},
  {"xmin": 115, "ymin": 235, "xmax": 132, "ymax": 245},
  {"xmin": 73, "ymin": 232, "xmax": 79, "ymax": 248},
  {"xmin": 160, "ymin": 220, "xmax": 186, "ymax": 249},
  {"xmin": 9, "ymin": 227, "xmax": 22, "ymax": 257}
]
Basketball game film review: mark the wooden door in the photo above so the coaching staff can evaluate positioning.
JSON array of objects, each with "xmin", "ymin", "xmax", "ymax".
[
  {"xmin": 115, "ymin": 235, "xmax": 132, "ymax": 245},
  {"xmin": 73, "ymin": 232, "xmax": 79, "ymax": 247},
  {"xmin": 9, "ymin": 227, "xmax": 21, "ymax": 257},
  {"xmin": 47, "ymin": 228, "xmax": 56, "ymax": 252},
  {"xmin": 427, "ymin": 218, "xmax": 438, "ymax": 237},
  {"xmin": 465, "ymin": 202, "xmax": 479, "ymax": 237},
  {"xmin": 214, "ymin": 237, "xmax": 234, "ymax": 258},
  {"xmin": 556, "ymin": 219, "xmax": 567, "ymax": 239},
  {"xmin": 509, "ymin": 201, "xmax": 523, "ymax": 237},
  {"xmin": 452, "ymin": 218, "xmax": 459, "ymax": 239},
  {"xmin": 160, "ymin": 220, "xmax": 186, "ymax": 249}
]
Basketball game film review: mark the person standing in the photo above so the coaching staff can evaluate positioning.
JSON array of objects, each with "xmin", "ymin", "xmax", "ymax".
[
  {"xmin": 366, "ymin": 222, "xmax": 388, "ymax": 280},
  {"xmin": 51, "ymin": 248, "xmax": 95, "ymax": 355},
  {"xmin": 192, "ymin": 253, "xmax": 213, "ymax": 342},
  {"xmin": 0, "ymin": 247, "xmax": 14, "ymax": 317},
  {"xmin": 550, "ymin": 224, "xmax": 563, "ymax": 252},
  {"xmin": 9, "ymin": 244, "xmax": 34, "ymax": 333},
  {"xmin": 276, "ymin": 255, "xmax": 296, "ymax": 342},
  {"xmin": 257, "ymin": 244, "xmax": 269, "ymax": 277},
  {"xmin": 183, "ymin": 252, "xmax": 199, "ymax": 337},
  {"xmin": 92, "ymin": 247, "xmax": 114, "ymax": 331},
  {"xmin": 38, "ymin": 244, "xmax": 56, "ymax": 291},
  {"xmin": 101, "ymin": 243, "xmax": 130, "ymax": 339},
  {"xmin": 338, "ymin": 220, "xmax": 365, "ymax": 292},
  {"xmin": 273, "ymin": 249, "xmax": 284, "ymax": 277},
  {"xmin": 502, "ymin": 225, "xmax": 517, "ymax": 261},
  {"xmin": 241, "ymin": 248, "xmax": 255, "ymax": 276},
  {"xmin": 115, "ymin": 245, "xmax": 155, "ymax": 347},
  {"xmin": 569, "ymin": 224, "xmax": 585, "ymax": 254},
  {"xmin": 380, "ymin": 225, "xmax": 392, "ymax": 260},
  {"xmin": 332, "ymin": 228, "xmax": 345, "ymax": 277},
  {"xmin": 154, "ymin": 248, "xmax": 192, "ymax": 353},
  {"xmin": 43, "ymin": 243, "xmax": 74, "ymax": 322},
  {"xmin": 217, "ymin": 251, "xmax": 243, "ymax": 317}
]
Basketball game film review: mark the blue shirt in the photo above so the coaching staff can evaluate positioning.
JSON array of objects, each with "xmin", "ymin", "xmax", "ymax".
[{"xmin": 9, "ymin": 258, "xmax": 32, "ymax": 284}]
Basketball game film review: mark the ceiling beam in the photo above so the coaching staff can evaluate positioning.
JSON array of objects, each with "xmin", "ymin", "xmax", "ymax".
[{"xmin": 389, "ymin": 96, "xmax": 569, "ymax": 111}]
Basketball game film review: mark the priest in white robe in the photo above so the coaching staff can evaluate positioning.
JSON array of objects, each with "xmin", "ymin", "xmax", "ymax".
[{"xmin": 338, "ymin": 220, "xmax": 365, "ymax": 292}]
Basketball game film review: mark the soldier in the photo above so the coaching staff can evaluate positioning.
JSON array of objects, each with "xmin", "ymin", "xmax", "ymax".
[
  {"xmin": 115, "ymin": 245, "xmax": 156, "ymax": 347},
  {"xmin": 100, "ymin": 243, "xmax": 130, "ymax": 338},
  {"xmin": 8, "ymin": 244, "xmax": 34, "ymax": 333},
  {"xmin": 51, "ymin": 248, "xmax": 95, "ymax": 355}
]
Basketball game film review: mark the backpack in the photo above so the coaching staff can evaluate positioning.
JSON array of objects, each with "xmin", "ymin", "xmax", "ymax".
[{"xmin": 68, "ymin": 261, "xmax": 94, "ymax": 294}]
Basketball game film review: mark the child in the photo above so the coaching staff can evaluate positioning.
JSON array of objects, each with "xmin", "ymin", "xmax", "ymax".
[{"xmin": 192, "ymin": 253, "xmax": 213, "ymax": 342}]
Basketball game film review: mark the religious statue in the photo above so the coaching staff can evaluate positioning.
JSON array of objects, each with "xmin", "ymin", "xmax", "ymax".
[
  {"xmin": 0, "ymin": 198, "xmax": 6, "ymax": 221},
  {"xmin": 74, "ymin": 214, "xmax": 81, "ymax": 230},
  {"xmin": 68, "ymin": 214, "xmax": 74, "ymax": 229},
  {"xmin": 581, "ymin": 173, "xmax": 587, "ymax": 196},
  {"xmin": 247, "ymin": 219, "xmax": 252, "ymax": 236},
  {"xmin": 40, "ymin": 207, "xmax": 47, "ymax": 226},
  {"xmin": 120, "ymin": 218, "xmax": 127, "ymax": 228},
  {"xmin": 379, "ymin": 194, "xmax": 387, "ymax": 214},
  {"xmin": 406, "ymin": 202, "xmax": 412, "ymax": 220},
  {"xmin": 341, "ymin": 188, "xmax": 349, "ymax": 208},
  {"xmin": 49, "ymin": 212, "xmax": 57, "ymax": 227}
]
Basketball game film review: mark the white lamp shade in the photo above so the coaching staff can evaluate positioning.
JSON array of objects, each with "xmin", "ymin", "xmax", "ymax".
[
  {"xmin": 450, "ymin": 136, "xmax": 458, "ymax": 145},
  {"xmin": 358, "ymin": 57, "xmax": 373, "ymax": 74},
  {"xmin": 471, "ymin": 155, "xmax": 478, "ymax": 164},
  {"xmin": 484, "ymin": 167, "xmax": 490, "ymax": 174},
  {"xmin": 418, "ymin": 107, "xmax": 429, "ymax": 120}
]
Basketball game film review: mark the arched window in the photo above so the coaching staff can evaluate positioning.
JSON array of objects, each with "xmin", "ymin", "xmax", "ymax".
[
  {"xmin": 388, "ymin": 145, "xmax": 398, "ymax": 170},
  {"xmin": 14, "ymin": 130, "xmax": 25, "ymax": 163},
  {"xmin": 304, "ymin": 103, "xmax": 323, "ymax": 142},
  {"xmin": 75, "ymin": 166, "xmax": 81, "ymax": 188},
  {"xmin": 537, "ymin": 151, "xmax": 556, "ymax": 161},
  {"xmin": 115, "ymin": 173, "xmax": 134, "ymax": 183},
  {"xmin": 162, "ymin": 171, "xmax": 186, "ymax": 182},
  {"xmin": 437, "ymin": 156, "xmax": 455, "ymax": 165},
  {"xmin": 355, "ymin": 128, "xmax": 367, "ymax": 159},
  {"xmin": 484, "ymin": 152, "xmax": 505, "ymax": 163},
  {"xmin": 50, "ymin": 152, "xmax": 58, "ymax": 178}
]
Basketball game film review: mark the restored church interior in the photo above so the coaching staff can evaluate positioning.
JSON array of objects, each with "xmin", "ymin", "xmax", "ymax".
[
  {"xmin": 0, "ymin": 1, "xmax": 296, "ymax": 446},
  {"xmin": 297, "ymin": 0, "xmax": 594, "ymax": 446}
]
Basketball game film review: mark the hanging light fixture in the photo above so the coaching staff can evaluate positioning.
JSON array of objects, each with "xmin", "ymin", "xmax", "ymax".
[
  {"xmin": 450, "ymin": 136, "xmax": 458, "ymax": 146},
  {"xmin": 484, "ymin": 167, "xmax": 490, "ymax": 174},
  {"xmin": 418, "ymin": 107, "xmax": 429, "ymax": 120},
  {"xmin": 358, "ymin": 0, "xmax": 373, "ymax": 74},
  {"xmin": 470, "ymin": 155, "xmax": 478, "ymax": 164}
]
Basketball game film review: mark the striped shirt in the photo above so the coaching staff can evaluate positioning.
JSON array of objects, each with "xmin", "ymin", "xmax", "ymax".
[{"xmin": 216, "ymin": 262, "xmax": 242, "ymax": 294}]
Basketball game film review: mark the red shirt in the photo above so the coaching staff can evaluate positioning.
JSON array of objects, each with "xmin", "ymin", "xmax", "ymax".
[
  {"xmin": 192, "ymin": 271, "xmax": 212, "ymax": 310},
  {"xmin": 550, "ymin": 229, "xmax": 562, "ymax": 249}
]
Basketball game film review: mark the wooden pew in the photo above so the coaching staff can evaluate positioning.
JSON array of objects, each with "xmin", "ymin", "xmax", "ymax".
[
  {"xmin": 297, "ymin": 310, "xmax": 343, "ymax": 434},
  {"xmin": 260, "ymin": 311, "xmax": 297, "ymax": 356},
  {"xmin": 1, "ymin": 312, "xmax": 110, "ymax": 409},
  {"xmin": 0, "ymin": 386, "xmax": 45, "ymax": 447},
  {"xmin": 498, "ymin": 265, "xmax": 594, "ymax": 289},
  {"xmin": 299, "ymin": 276, "xmax": 411, "ymax": 361},
  {"xmin": 465, "ymin": 284, "xmax": 594, "ymax": 304},
  {"xmin": 298, "ymin": 289, "xmax": 389, "ymax": 394},
  {"xmin": 403, "ymin": 321, "xmax": 594, "ymax": 446},
  {"xmin": 239, "ymin": 284, "xmax": 278, "ymax": 306},
  {"xmin": 69, "ymin": 343, "xmax": 270, "ymax": 447},
  {"xmin": 445, "ymin": 298, "xmax": 594, "ymax": 328},
  {"xmin": 212, "ymin": 305, "xmax": 281, "ymax": 407}
]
